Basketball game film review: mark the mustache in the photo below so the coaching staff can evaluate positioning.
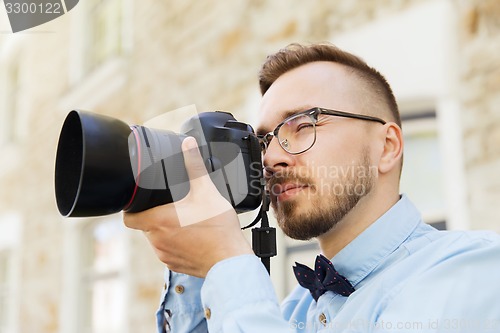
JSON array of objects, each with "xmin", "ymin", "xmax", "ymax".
[{"xmin": 266, "ymin": 171, "xmax": 314, "ymax": 196}]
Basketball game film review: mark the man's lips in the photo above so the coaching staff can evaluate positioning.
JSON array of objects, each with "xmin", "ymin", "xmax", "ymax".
[{"xmin": 269, "ymin": 183, "xmax": 309, "ymax": 202}]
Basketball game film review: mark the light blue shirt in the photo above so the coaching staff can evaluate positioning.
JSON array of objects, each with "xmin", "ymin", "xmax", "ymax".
[{"xmin": 156, "ymin": 195, "xmax": 500, "ymax": 332}]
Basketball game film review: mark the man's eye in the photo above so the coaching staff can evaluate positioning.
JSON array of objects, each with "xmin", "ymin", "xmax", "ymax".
[{"xmin": 296, "ymin": 123, "xmax": 314, "ymax": 132}]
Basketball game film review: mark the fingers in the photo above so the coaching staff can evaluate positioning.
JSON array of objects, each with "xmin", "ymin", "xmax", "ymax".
[
  {"xmin": 124, "ymin": 137, "xmax": 227, "ymax": 231},
  {"xmin": 181, "ymin": 136, "xmax": 215, "ymax": 191},
  {"xmin": 123, "ymin": 203, "xmax": 177, "ymax": 231},
  {"xmin": 124, "ymin": 137, "xmax": 207, "ymax": 231},
  {"xmin": 175, "ymin": 137, "xmax": 233, "ymax": 226},
  {"xmin": 123, "ymin": 210, "xmax": 150, "ymax": 231}
]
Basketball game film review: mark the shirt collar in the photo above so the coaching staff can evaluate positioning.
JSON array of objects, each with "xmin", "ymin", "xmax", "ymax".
[{"xmin": 330, "ymin": 194, "xmax": 421, "ymax": 286}]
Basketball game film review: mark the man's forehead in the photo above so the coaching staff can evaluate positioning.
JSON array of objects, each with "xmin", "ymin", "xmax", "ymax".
[{"xmin": 255, "ymin": 62, "xmax": 356, "ymax": 134}]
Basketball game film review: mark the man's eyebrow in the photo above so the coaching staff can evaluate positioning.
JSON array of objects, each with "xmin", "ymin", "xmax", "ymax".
[{"xmin": 255, "ymin": 106, "xmax": 314, "ymax": 136}]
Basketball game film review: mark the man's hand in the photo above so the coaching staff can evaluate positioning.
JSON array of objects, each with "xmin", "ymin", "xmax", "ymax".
[{"xmin": 123, "ymin": 137, "xmax": 253, "ymax": 277}]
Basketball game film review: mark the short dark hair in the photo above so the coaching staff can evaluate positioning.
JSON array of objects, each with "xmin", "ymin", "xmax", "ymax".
[{"xmin": 259, "ymin": 43, "xmax": 401, "ymax": 126}]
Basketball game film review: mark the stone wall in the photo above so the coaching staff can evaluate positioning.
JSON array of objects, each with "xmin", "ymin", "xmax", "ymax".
[
  {"xmin": 0, "ymin": 0, "xmax": 498, "ymax": 332},
  {"xmin": 458, "ymin": 0, "xmax": 500, "ymax": 231}
]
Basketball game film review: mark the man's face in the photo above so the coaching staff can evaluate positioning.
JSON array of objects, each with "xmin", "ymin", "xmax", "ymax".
[{"xmin": 256, "ymin": 61, "xmax": 378, "ymax": 240}]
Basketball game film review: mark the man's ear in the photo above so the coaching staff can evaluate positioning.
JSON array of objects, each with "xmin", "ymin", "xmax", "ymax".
[{"xmin": 378, "ymin": 123, "xmax": 403, "ymax": 175}]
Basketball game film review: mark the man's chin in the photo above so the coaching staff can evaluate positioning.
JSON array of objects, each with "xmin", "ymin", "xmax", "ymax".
[{"xmin": 274, "ymin": 196, "xmax": 314, "ymax": 222}]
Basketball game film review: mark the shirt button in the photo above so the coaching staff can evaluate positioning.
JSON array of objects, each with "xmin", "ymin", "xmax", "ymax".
[
  {"xmin": 319, "ymin": 313, "xmax": 327, "ymax": 326},
  {"xmin": 174, "ymin": 285, "xmax": 185, "ymax": 294},
  {"xmin": 204, "ymin": 307, "xmax": 212, "ymax": 319}
]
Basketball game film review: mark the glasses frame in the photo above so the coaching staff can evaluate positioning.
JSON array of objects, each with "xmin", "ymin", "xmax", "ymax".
[{"xmin": 258, "ymin": 107, "xmax": 387, "ymax": 155}]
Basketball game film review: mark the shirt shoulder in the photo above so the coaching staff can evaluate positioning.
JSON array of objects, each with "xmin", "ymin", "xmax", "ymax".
[
  {"xmin": 373, "ymin": 229, "xmax": 500, "ymax": 329},
  {"xmin": 404, "ymin": 227, "xmax": 500, "ymax": 258}
]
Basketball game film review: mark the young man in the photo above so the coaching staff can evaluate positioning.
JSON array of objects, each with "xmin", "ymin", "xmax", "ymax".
[{"xmin": 124, "ymin": 43, "xmax": 500, "ymax": 332}]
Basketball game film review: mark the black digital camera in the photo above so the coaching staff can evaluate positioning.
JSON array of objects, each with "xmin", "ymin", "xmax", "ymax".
[{"xmin": 54, "ymin": 110, "xmax": 264, "ymax": 217}]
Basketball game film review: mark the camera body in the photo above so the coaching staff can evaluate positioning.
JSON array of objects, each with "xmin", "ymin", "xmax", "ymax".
[{"xmin": 55, "ymin": 110, "xmax": 263, "ymax": 217}]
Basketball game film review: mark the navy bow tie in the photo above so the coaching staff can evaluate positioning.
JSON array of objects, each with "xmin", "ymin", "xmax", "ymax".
[{"xmin": 293, "ymin": 254, "xmax": 355, "ymax": 301}]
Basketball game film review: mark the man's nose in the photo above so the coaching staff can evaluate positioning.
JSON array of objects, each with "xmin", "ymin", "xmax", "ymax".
[{"xmin": 262, "ymin": 137, "xmax": 295, "ymax": 178}]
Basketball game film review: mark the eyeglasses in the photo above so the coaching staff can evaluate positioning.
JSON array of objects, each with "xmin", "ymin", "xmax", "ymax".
[{"xmin": 257, "ymin": 107, "xmax": 386, "ymax": 155}]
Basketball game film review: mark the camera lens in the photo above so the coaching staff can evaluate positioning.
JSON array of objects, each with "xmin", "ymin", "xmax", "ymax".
[
  {"xmin": 55, "ymin": 111, "xmax": 136, "ymax": 217},
  {"xmin": 54, "ymin": 110, "xmax": 263, "ymax": 218},
  {"xmin": 54, "ymin": 111, "xmax": 84, "ymax": 216}
]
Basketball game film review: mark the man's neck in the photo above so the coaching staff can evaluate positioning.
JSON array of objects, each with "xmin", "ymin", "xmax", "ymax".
[{"xmin": 317, "ymin": 189, "xmax": 400, "ymax": 259}]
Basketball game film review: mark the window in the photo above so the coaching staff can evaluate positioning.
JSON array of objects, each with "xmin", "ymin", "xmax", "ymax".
[
  {"xmin": 0, "ymin": 61, "xmax": 20, "ymax": 146},
  {"xmin": 0, "ymin": 214, "xmax": 21, "ymax": 333},
  {"xmin": 83, "ymin": 0, "xmax": 123, "ymax": 74},
  {"xmin": 0, "ymin": 250, "xmax": 12, "ymax": 333},
  {"xmin": 400, "ymin": 110, "xmax": 447, "ymax": 229},
  {"xmin": 79, "ymin": 218, "xmax": 127, "ymax": 333},
  {"xmin": 62, "ymin": 0, "xmax": 131, "ymax": 110}
]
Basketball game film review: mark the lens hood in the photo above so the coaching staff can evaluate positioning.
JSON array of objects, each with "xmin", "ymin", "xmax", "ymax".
[{"xmin": 55, "ymin": 110, "xmax": 135, "ymax": 217}]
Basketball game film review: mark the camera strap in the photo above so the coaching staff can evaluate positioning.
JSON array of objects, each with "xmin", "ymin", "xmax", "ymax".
[{"xmin": 242, "ymin": 193, "xmax": 277, "ymax": 274}]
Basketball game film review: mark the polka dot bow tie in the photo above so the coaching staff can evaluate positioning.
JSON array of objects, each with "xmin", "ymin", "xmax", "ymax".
[{"xmin": 293, "ymin": 254, "xmax": 355, "ymax": 302}]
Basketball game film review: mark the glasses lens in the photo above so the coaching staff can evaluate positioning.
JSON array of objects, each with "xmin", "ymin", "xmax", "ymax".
[
  {"xmin": 277, "ymin": 113, "xmax": 316, "ymax": 154},
  {"xmin": 259, "ymin": 133, "xmax": 273, "ymax": 152}
]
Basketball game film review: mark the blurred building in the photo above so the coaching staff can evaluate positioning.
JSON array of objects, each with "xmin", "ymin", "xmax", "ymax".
[{"xmin": 0, "ymin": 0, "xmax": 498, "ymax": 332}]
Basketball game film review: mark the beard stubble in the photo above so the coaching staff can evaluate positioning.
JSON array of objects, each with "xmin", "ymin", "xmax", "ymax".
[{"xmin": 271, "ymin": 150, "xmax": 375, "ymax": 240}]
